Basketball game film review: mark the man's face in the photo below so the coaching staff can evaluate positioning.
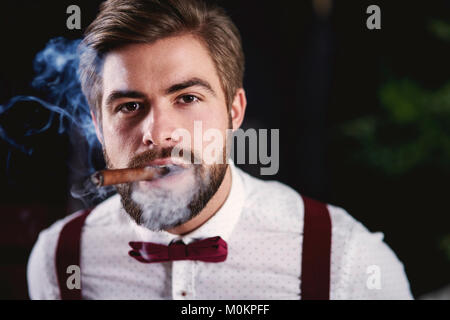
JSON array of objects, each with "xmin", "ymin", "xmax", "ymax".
[{"xmin": 98, "ymin": 34, "xmax": 231, "ymax": 230}]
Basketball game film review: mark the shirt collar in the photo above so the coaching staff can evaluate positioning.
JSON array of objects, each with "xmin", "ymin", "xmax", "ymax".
[{"xmin": 130, "ymin": 160, "xmax": 245, "ymax": 245}]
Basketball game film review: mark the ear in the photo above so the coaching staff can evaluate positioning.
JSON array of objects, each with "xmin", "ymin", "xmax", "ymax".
[
  {"xmin": 90, "ymin": 110, "xmax": 104, "ymax": 145},
  {"xmin": 230, "ymin": 88, "xmax": 247, "ymax": 131}
]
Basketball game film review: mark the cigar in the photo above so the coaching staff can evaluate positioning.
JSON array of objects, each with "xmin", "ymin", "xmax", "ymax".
[{"xmin": 91, "ymin": 167, "xmax": 169, "ymax": 187}]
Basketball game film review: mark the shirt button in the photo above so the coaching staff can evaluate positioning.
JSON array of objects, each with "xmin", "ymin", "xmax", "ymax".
[{"xmin": 181, "ymin": 291, "xmax": 187, "ymax": 297}]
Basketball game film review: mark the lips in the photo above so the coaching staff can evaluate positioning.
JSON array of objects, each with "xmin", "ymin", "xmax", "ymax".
[
  {"xmin": 145, "ymin": 158, "xmax": 189, "ymax": 169},
  {"xmin": 143, "ymin": 159, "xmax": 188, "ymax": 179}
]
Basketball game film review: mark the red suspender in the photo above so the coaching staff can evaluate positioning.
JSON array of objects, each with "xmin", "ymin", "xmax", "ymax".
[
  {"xmin": 300, "ymin": 195, "xmax": 332, "ymax": 300},
  {"xmin": 55, "ymin": 209, "xmax": 92, "ymax": 300},
  {"xmin": 54, "ymin": 197, "xmax": 331, "ymax": 300}
]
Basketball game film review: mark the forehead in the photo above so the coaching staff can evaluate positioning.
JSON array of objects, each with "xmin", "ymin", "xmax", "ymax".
[{"xmin": 101, "ymin": 34, "xmax": 223, "ymax": 98}]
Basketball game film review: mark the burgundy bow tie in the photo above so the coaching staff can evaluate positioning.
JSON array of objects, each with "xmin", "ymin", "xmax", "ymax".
[{"xmin": 128, "ymin": 236, "xmax": 228, "ymax": 263}]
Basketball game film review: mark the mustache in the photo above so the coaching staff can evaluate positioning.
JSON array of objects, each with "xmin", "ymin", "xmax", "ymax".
[{"xmin": 127, "ymin": 146, "xmax": 201, "ymax": 169}]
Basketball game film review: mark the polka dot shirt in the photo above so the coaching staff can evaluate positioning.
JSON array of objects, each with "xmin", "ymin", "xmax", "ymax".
[{"xmin": 27, "ymin": 162, "xmax": 413, "ymax": 299}]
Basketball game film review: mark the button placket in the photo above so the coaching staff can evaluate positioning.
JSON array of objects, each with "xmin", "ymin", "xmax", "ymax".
[{"xmin": 172, "ymin": 260, "xmax": 195, "ymax": 299}]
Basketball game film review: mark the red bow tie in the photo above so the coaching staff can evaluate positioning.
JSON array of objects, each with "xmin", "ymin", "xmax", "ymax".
[{"xmin": 128, "ymin": 236, "xmax": 228, "ymax": 263}]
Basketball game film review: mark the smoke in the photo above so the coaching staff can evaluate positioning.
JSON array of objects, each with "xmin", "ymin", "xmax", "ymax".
[
  {"xmin": 132, "ymin": 167, "xmax": 203, "ymax": 230},
  {"xmin": 31, "ymin": 37, "xmax": 97, "ymax": 151},
  {"xmin": 0, "ymin": 37, "xmax": 112, "ymax": 206}
]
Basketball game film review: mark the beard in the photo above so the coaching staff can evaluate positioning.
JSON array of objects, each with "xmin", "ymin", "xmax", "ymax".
[{"xmin": 104, "ymin": 146, "xmax": 228, "ymax": 231}]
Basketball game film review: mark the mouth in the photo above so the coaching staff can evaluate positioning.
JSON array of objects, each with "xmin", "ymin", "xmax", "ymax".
[
  {"xmin": 143, "ymin": 163, "xmax": 185, "ymax": 179},
  {"xmin": 135, "ymin": 157, "xmax": 194, "ymax": 189}
]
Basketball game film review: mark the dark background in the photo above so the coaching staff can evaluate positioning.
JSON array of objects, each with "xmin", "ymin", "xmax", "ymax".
[{"xmin": 0, "ymin": 0, "xmax": 449, "ymax": 299}]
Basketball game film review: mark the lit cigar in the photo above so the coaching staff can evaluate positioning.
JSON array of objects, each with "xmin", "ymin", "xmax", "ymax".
[{"xmin": 91, "ymin": 166, "xmax": 169, "ymax": 187}]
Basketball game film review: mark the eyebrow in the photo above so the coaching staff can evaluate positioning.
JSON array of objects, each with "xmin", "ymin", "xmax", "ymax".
[
  {"xmin": 105, "ymin": 90, "xmax": 147, "ymax": 107},
  {"xmin": 104, "ymin": 77, "xmax": 216, "ymax": 107},
  {"xmin": 165, "ymin": 77, "xmax": 216, "ymax": 96}
]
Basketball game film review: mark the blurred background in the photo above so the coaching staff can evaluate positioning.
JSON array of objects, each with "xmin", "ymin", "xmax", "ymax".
[{"xmin": 0, "ymin": 0, "xmax": 449, "ymax": 299}]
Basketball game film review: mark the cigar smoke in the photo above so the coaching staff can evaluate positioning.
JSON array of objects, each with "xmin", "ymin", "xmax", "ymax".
[
  {"xmin": 0, "ymin": 37, "xmax": 229, "ymax": 220},
  {"xmin": 131, "ymin": 166, "xmax": 211, "ymax": 231},
  {"xmin": 0, "ymin": 37, "xmax": 106, "ymax": 206}
]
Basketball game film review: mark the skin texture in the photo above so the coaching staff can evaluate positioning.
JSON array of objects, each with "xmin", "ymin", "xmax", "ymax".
[{"xmin": 92, "ymin": 34, "xmax": 247, "ymax": 235}]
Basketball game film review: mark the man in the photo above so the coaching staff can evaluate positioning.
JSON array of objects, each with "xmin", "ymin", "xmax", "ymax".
[{"xmin": 27, "ymin": 0, "xmax": 413, "ymax": 299}]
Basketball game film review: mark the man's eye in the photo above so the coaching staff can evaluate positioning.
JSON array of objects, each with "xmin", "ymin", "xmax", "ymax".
[
  {"xmin": 117, "ymin": 102, "xmax": 141, "ymax": 113},
  {"xmin": 178, "ymin": 95, "xmax": 200, "ymax": 104}
]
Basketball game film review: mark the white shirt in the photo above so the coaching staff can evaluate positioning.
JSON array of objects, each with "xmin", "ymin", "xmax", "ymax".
[{"xmin": 27, "ymin": 162, "xmax": 413, "ymax": 299}]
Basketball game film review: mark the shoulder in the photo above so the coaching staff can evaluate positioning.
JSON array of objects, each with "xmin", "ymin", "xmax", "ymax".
[
  {"xmin": 27, "ymin": 194, "xmax": 122, "ymax": 299},
  {"xmin": 30, "ymin": 194, "xmax": 122, "ymax": 251},
  {"xmin": 235, "ymin": 168, "xmax": 412, "ymax": 299},
  {"xmin": 326, "ymin": 204, "xmax": 413, "ymax": 299},
  {"xmin": 27, "ymin": 209, "xmax": 84, "ymax": 299}
]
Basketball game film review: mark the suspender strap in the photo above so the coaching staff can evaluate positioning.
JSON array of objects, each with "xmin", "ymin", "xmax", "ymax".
[
  {"xmin": 55, "ymin": 209, "xmax": 92, "ymax": 300},
  {"xmin": 300, "ymin": 195, "xmax": 332, "ymax": 300},
  {"xmin": 55, "ymin": 198, "xmax": 331, "ymax": 299}
]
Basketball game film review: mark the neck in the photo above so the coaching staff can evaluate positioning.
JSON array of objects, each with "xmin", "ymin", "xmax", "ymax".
[{"xmin": 165, "ymin": 165, "xmax": 232, "ymax": 235}]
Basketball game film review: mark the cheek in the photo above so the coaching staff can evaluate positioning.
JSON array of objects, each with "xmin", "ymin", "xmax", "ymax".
[
  {"xmin": 186, "ymin": 111, "xmax": 229, "ymax": 162},
  {"xmin": 102, "ymin": 121, "xmax": 141, "ymax": 167}
]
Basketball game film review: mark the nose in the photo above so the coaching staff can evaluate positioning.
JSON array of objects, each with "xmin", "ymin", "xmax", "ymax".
[{"xmin": 142, "ymin": 106, "xmax": 180, "ymax": 148}]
